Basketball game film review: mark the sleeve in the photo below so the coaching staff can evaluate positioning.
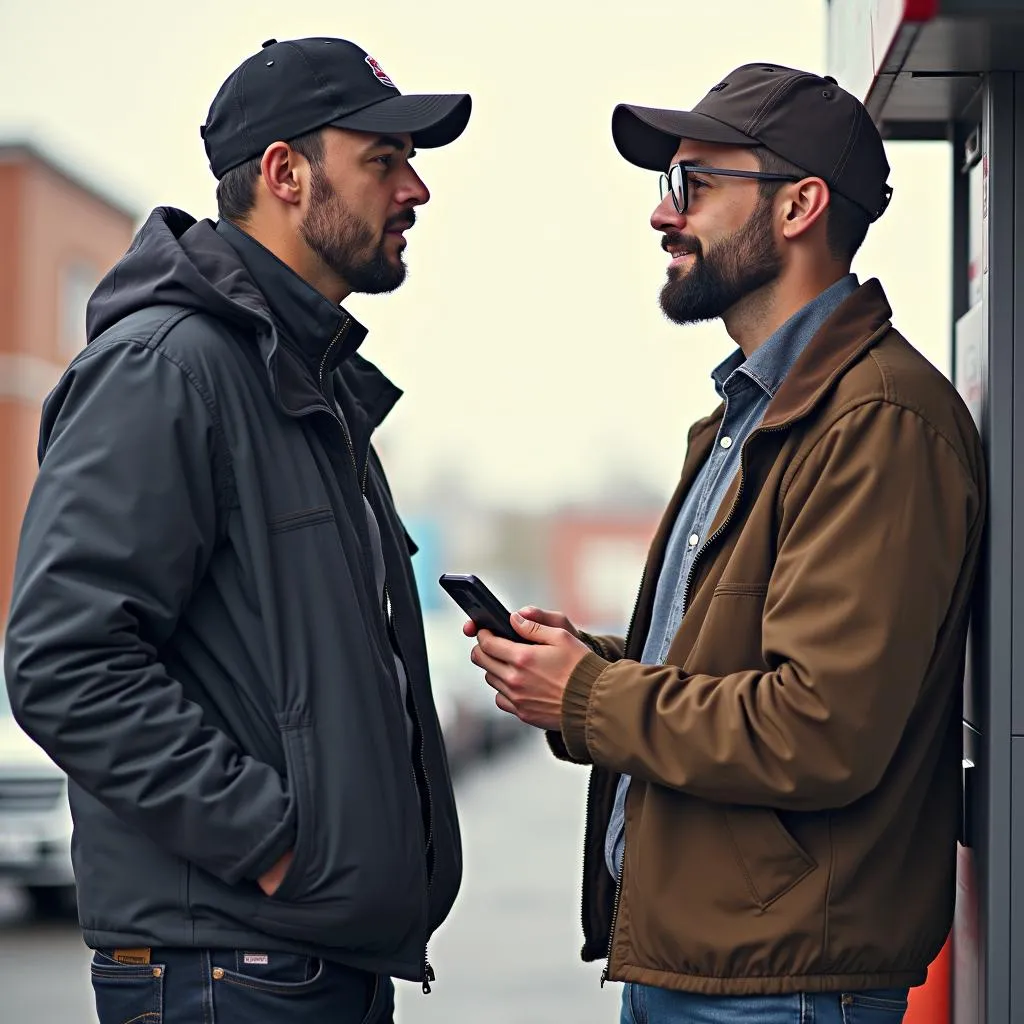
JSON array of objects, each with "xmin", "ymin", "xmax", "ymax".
[
  {"xmin": 546, "ymin": 631, "xmax": 623, "ymax": 763},
  {"xmin": 558, "ymin": 402, "xmax": 982, "ymax": 810},
  {"xmin": 3, "ymin": 337, "xmax": 295, "ymax": 884},
  {"xmin": 578, "ymin": 632, "xmax": 626, "ymax": 662}
]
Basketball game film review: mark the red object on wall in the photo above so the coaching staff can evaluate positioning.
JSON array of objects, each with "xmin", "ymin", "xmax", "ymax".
[{"xmin": 906, "ymin": 935, "xmax": 950, "ymax": 1024}]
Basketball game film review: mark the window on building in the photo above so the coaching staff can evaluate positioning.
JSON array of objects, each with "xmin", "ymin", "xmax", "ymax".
[{"xmin": 60, "ymin": 261, "xmax": 99, "ymax": 356}]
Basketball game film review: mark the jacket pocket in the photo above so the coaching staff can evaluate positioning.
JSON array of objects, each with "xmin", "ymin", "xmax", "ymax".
[
  {"xmin": 268, "ymin": 718, "xmax": 315, "ymax": 903},
  {"xmin": 723, "ymin": 805, "xmax": 816, "ymax": 909},
  {"xmin": 268, "ymin": 506, "xmax": 335, "ymax": 534},
  {"xmin": 712, "ymin": 582, "xmax": 769, "ymax": 598},
  {"xmin": 249, "ymin": 708, "xmax": 428, "ymax": 959}
]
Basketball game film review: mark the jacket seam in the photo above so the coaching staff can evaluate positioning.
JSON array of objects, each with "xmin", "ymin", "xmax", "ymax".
[
  {"xmin": 779, "ymin": 397, "xmax": 979, "ymax": 506},
  {"xmin": 822, "ymin": 811, "xmax": 835, "ymax": 972},
  {"xmin": 75, "ymin": 330, "xmax": 237, "ymax": 514},
  {"xmin": 583, "ymin": 669, "xmax": 608, "ymax": 761},
  {"xmin": 612, "ymin": 962, "xmax": 925, "ymax": 982},
  {"xmin": 866, "ymin": 347, "xmax": 896, "ymax": 402}
]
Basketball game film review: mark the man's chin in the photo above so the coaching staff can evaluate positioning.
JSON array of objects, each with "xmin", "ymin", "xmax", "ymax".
[{"xmin": 659, "ymin": 286, "xmax": 721, "ymax": 325}]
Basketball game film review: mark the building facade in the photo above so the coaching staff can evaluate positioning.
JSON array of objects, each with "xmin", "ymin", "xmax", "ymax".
[{"xmin": 0, "ymin": 143, "xmax": 136, "ymax": 628}]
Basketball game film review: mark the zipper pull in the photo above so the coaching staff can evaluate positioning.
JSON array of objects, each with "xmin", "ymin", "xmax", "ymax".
[
  {"xmin": 422, "ymin": 954, "xmax": 435, "ymax": 994},
  {"xmin": 600, "ymin": 966, "xmax": 609, "ymax": 988}
]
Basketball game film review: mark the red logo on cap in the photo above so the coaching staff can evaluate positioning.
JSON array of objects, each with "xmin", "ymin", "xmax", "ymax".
[{"xmin": 365, "ymin": 56, "xmax": 397, "ymax": 89}]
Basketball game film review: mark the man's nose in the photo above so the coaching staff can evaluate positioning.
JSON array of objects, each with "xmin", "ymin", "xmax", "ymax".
[
  {"xmin": 651, "ymin": 193, "xmax": 686, "ymax": 233},
  {"xmin": 399, "ymin": 166, "xmax": 430, "ymax": 207}
]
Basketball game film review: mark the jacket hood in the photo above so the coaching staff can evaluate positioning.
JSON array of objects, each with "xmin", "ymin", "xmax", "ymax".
[
  {"xmin": 86, "ymin": 207, "xmax": 270, "ymax": 344},
  {"xmin": 85, "ymin": 207, "xmax": 399, "ymax": 432}
]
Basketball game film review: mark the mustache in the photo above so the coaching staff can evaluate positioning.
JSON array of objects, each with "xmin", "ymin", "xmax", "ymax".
[
  {"xmin": 385, "ymin": 211, "xmax": 416, "ymax": 232},
  {"xmin": 661, "ymin": 232, "xmax": 702, "ymax": 258}
]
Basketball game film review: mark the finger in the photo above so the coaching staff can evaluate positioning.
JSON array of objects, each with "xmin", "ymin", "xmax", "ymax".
[
  {"xmin": 495, "ymin": 693, "xmax": 518, "ymax": 715},
  {"xmin": 518, "ymin": 606, "xmax": 566, "ymax": 629},
  {"xmin": 476, "ymin": 628, "xmax": 529, "ymax": 661},
  {"xmin": 510, "ymin": 611, "xmax": 562, "ymax": 645},
  {"xmin": 463, "ymin": 619, "xmax": 478, "ymax": 638},
  {"xmin": 484, "ymin": 671, "xmax": 512, "ymax": 700},
  {"xmin": 471, "ymin": 642, "xmax": 509, "ymax": 677}
]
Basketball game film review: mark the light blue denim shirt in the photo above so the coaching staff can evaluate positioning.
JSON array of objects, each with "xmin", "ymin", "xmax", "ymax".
[{"xmin": 604, "ymin": 274, "xmax": 860, "ymax": 879}]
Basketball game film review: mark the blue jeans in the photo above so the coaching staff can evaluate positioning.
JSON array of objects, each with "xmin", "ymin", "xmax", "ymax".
[
  {"xmin": 91, "ymin": 947, "xmax": 394, "ymax": 1023},
  {"xmin": 620, "ymin": 984, "xmax": 909, "ymax": 1023}
]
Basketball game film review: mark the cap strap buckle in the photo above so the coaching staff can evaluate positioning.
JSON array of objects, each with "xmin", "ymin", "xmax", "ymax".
[{"xmin": 873, "ymin": 184, "xmax": 894, "ymax": 222}]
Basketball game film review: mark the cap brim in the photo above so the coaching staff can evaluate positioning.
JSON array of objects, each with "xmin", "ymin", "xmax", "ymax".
[
  {"xmin": 612, "ymin": 103, "xmax": 757, "ymax": 171},
  {"xmin": 331, "ymin": 93, "xmax": 472, "ymax": 148}
]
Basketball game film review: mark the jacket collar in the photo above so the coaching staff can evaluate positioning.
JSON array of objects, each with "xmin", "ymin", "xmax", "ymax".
[
  {"xmin": 214, "ymin": 220, "xmax": 402, "ymax": 433},
  {"xmin": 687, "ymin": 278, "xmax": 893, "ymax": 456},
  {"xmin": 760, "ymin": 278, "xmax": 893, "ymax": 429},
  {"xmin": 712, "ymin": 274, "xmax": 861, "ymax": 401},
  {"xmin": 216, "ymin": 219, "xmax": 366, "ymax": 377},
  {"xmin": 635, "ymin": 278, "xmax": 896, "ymax": 647}
]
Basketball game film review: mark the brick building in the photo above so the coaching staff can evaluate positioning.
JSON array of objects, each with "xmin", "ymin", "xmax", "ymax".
[{"xmin": 0, "ymin": 142, "xmax": 137, "ymax": 627}]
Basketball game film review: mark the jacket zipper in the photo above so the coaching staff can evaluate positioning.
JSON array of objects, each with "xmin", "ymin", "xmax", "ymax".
[
  {"xmin": 596, "ymin": 567, "xmax": 646, "ymax": 987},
  {"xmin": 597, "ymin": 422, "xmax": 787, "ymax": 986},
  {"xmin": 318, "ymin": 318, "xmax": 351, "ymax": 387},
  {"xmin": 385, "ymin": 583, "xmax": 437, "ymax": 994},
  {"xmin": 318, "ymin": 319, "xmax": 366, "ymax": 485},
  {"xmin": 321, "ymin": 318, "xmax": 434, "ymax": 989}
]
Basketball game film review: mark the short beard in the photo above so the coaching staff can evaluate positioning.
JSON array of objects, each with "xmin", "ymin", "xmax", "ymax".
[
  {"xmin": 300, "ymin": 163, "xmax": 409, "ymax": 295},
  {"xmin": 659, "ymin": 195, "xmax": 782, "ymax": 325}
]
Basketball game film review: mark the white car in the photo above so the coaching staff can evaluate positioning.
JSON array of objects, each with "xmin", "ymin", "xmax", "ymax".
[{"xmin": 0, "ymin": 651, "xmax": 76, "ymax": 917}]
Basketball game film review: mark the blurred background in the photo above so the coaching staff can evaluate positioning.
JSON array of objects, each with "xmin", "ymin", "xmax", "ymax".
[{"xmin": 0, "ymin": 1, "xmax": 951, "ymax": 1020}]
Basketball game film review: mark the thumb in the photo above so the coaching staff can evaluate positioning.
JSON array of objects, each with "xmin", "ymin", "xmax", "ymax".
[{"xmin": 511, "ymin": 611, "xmax": 558, "ymax": 644}]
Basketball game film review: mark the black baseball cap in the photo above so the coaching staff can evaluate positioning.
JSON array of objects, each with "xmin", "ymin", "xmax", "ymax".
[
  {"xmin": 201, "ymin": 37, "xmax": 472, "ymax": 179},
  {"xmin": 612, "ymin": 63, "xmax": 892, "ymax": 222}
]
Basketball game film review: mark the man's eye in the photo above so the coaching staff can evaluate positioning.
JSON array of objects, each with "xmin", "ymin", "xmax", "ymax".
[
  {"xmin": 688, "ymin": 176, "xmax": 708, "ymax": 191},
  {"xmin": 374, "ymin": 154, "xmax": 394, "ymax": 168}
]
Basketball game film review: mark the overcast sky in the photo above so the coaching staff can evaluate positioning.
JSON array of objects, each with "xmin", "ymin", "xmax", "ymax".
[{"xmin": 0, "ymin": 0, "xmax": 951, "ymax": 511}]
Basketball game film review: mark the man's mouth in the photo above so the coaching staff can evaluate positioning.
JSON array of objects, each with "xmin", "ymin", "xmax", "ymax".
[
  {"xmin": 663, "ymin": 238, "xmax": 698, "ymax": 263},
  {"xmin": 385, "ymin": 217, "xmax": 415, "ymax": 238}
]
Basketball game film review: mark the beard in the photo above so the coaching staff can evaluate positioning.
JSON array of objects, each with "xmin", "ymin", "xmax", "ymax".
[
  {"xmin": 659, "ymin": 196, "xmax": 782, "ymax": 325},
  {"xmin": 299, "ymin": 164, "xmax": 412, "ymax": 295}
]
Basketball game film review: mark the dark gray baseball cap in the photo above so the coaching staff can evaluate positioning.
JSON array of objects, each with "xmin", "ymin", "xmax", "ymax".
[{"xmin": 613, "ymin": 63, "xmax": 892, "ymax": 221}]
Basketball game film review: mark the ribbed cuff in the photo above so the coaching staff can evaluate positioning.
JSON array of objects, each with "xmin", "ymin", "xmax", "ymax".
[
  {"xmin": 561, "ymin": 651, "xmax": 608, "ymax": 763},
  {"xmin": 545, "ymin": 730, "xmax": 578, "ymax": 763}
]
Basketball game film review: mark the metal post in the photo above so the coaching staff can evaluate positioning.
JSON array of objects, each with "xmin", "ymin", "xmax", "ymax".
[{"xmin": 977, "ymin": 71, "xmax": 1015, "ymax": 1024}]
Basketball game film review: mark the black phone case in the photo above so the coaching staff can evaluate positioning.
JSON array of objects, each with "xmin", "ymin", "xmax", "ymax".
[{"xmin": 437, "ymin": 573, "xmax": 525, "ymax": 643}]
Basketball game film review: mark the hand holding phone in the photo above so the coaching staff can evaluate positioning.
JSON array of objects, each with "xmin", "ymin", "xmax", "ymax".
[{"xmin": 437, "ymin": 574, "xmax": 531, "ymax": 644}]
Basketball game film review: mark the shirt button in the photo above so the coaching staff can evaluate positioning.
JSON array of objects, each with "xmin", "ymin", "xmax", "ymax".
[
  {"xmin": 688, "ymin": 533, "xmax": 699, "ymax": 547},
  {"xmin": 720, "ymin": 436, "xmax": 733, "ymax": 449}
]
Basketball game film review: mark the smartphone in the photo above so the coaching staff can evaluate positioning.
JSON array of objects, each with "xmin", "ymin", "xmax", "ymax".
[{"xmin": 437, "ymin": 573, "xmax": 530, "ymax": 644}]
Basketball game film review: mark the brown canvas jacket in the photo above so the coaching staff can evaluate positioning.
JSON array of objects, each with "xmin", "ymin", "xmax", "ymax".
[{"xmin": 553, "ymin": 279, "xmax": 986, "ymax": 995}]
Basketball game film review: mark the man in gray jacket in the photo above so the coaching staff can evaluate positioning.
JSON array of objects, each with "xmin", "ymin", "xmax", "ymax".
[{"xmin": 4, "ymin": 36, "xmax": 470, "ymax": 1023}]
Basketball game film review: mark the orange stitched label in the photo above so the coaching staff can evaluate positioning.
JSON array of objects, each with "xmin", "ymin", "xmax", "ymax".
[{"xmin": 113, "ymin": 948, "xmax": 151, "ymax": 965}]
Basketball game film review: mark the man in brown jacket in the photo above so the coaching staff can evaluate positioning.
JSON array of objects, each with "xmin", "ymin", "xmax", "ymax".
[{"xmin": 467, "ymin": 65, "xmax": 985, "ymax": 1023}]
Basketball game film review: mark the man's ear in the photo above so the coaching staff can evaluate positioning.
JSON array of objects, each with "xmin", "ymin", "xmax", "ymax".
[
  {"xmin": 259, "ymin": 142, "xmax": 303, "ymax": 208},
  {"xmin": 779, "ymin": 177, "xmax": 830, "ymax": 242}
]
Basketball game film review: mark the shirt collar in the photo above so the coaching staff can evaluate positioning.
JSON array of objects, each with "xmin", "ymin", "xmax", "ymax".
[{"xmin": 711, "ymin": 274, "xmax": 860, "ymax": 400}]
